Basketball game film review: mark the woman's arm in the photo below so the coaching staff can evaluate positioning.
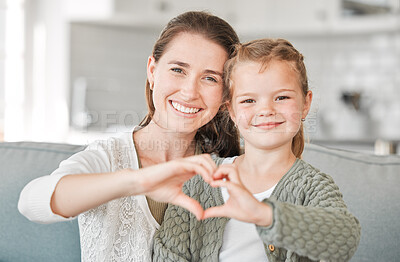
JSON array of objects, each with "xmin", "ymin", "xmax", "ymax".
[
  {"xmin": 19, "ymin": 145, "xmax": 215, "ymax": 223},
  {"xmin": 18, "ymin": 148, "xmax": 113, "ymax": 223}
]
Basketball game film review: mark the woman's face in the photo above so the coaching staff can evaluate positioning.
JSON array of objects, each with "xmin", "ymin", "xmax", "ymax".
[{"xmin": 147, "ymin": 32, "xmax": 228, "ymax": 134}]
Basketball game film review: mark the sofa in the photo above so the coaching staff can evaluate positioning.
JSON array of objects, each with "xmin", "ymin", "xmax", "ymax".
[{"xmin": 1, "ymin": 141, "xmax": 399, "ymax": 261}]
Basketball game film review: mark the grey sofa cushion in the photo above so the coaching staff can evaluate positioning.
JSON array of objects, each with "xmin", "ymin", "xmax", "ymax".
[
  {"xmin": 303, "ymin": 143, "xmax": 400, "ymax": 262},
  {"xmin": 2, "ymin": 141, "xmax": 399, "ymax": 261},
  {"xmin": 0, "ymin": 142, "xmax": 85, "ymax": 262}
]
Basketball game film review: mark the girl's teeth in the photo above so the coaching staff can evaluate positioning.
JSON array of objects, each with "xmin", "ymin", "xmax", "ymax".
[{"xmin": 172, "ymin": 102, "xmax": 200, "ymax": 114}]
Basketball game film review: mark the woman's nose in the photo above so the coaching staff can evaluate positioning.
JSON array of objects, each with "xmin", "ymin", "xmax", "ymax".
[{"xmin": 180, "ymin": 78, "xmax": 200, "ymax": 101}]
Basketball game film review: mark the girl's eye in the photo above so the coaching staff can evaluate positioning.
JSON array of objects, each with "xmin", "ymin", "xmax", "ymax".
[
  {"xmin": 171, "ymin": 68, "xmax": 183, "ymax": 73},
  {"xmin": 205, "ymin": 76, "xmax": 217, "ymax": 83},
  {"xmin": 241, "ymin": 99, "xmax": 255, "ymax": 104},
  {"xmin": 276, "ymin": 96, "xmax": 289, "ymax": 101}
]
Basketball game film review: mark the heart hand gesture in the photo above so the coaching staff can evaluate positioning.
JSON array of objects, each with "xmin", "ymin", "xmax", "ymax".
[
  {"xmin": 135, "ymin": 154, "xmax": 216, "ymax": 220},
  {"xmin": 202, "ymin": 164, "xmax": 273, "ymax": 227}
]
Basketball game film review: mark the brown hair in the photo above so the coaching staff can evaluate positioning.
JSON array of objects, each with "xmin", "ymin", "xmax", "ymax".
[
  {"xmin": 139, "ymin": 11, "xmax": 240, "ymax": 157},
  {"xmin": 224, "ymin": 38, "xmax": 309, "ymax": 158}
]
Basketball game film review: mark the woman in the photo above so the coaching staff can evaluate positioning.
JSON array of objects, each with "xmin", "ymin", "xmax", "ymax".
[{"xmin": 18, "ymin": 11, "xmax": 240, "ymax": 261}]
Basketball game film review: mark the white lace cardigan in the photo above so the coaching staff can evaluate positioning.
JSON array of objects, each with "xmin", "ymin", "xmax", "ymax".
[{"xmin": 18, "ymin": 127, "xmax": 160, "ymax": 261}]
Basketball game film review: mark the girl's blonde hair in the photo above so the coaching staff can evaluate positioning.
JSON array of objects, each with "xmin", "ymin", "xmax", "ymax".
[
  {"xmin": 139, "ymin": 11, "xmax": 240, "ymax": 157},
  {"xmin": 224, "ymin": 38, "xmax": 309, "ymax": 158}
]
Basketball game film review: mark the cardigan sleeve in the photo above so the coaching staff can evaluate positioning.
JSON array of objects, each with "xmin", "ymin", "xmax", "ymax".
[
  {"xmin": 255, "ymin": 169, "xmax": 361, "ymax": 261},
  {"xmin": 18, "ymin": 141, "xmax": 112, "ymax": 224},
  {"xmin": 153, "ymin": 183, "xmax": 192, "ymax": 262}
]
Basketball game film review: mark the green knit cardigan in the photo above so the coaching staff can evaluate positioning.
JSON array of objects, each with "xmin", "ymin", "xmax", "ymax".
[{"xmin": 153, "ymin": 159, "xmax": 361, "ymax": 261}]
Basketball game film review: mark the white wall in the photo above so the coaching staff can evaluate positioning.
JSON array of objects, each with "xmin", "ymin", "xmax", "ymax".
[
  {"xmin": 0, "ymin": 0, "xmax": 5, "ymax": 140},
  {"xmin": 1, "ymin": 0, "xmax": 399, "ymax": 148},
  {"xmin": 69, "ymin": 23, "xmax": 159, "ymax": 133}
]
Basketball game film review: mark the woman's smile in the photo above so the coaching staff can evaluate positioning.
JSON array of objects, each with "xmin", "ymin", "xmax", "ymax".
[{"xmin": 170, "ymin": 100, "xmax": 202, "ymax": 116}]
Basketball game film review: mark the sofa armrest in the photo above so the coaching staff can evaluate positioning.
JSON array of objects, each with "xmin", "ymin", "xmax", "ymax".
[
  {"xmin": 303, "ymin": 143, "xmax": 400, "ymax": 261},
  {"xmin": 0, "ymin": 142, "xmax": 85, "ymax": 262}
]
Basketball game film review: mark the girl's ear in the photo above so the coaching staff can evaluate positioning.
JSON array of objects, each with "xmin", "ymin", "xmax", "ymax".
[
  {"xmin": 302, "ymin": 90, "xmax": 313, "ymax": 119},
  {"xmin": 147, "ymin": 56, "xmax": 156, "ymax": 89},
  {"xmin": 227, "ymin": 102, "xmax": 237, "ymax": 125}
]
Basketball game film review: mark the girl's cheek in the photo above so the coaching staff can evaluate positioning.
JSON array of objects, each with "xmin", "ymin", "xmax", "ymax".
[
  {"xmin": 285, "ymin": 104, "xmax": 304, "ymax": 122},
  {"xmin": 235, "ymin": 108, "xmax": 250, "ymax": 126}
]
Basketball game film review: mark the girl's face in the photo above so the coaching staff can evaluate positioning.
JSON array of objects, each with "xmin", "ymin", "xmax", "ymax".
[
  {"xmin": 147, "ymin": 32, "xmax": 228, "ymax": 134},
  {"xmin": 229, "ymin": 60, "xmax": 312, "ymax": 152}
]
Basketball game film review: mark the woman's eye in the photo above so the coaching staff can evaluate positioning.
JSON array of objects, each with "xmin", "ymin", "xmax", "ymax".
[
  {"xmin": 205, "ymin": 76, "xmax": 217, "ymax": 83},
  {"xmin": 276, "ymin": 96, "xmax": 289, "ymax": 101},
  {"xmin": 171, "ymin": 68, "xmax": 183, "ymax": 73},
  {"xmin": 241, "ymin": 99, "xmax": 255, "ymax": 104}
]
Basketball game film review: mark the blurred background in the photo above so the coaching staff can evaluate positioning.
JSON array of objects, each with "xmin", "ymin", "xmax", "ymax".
[{"xmin": 0, "ymin": 0, "xmax": 399, "ymax": 154}]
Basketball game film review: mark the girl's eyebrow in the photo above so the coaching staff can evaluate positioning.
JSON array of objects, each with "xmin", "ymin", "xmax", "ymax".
[
  {"xmin": 235, "ymin": 92, "xmax": 257, "ymax": 97},
  {"xmin": 235, "ymin": 88, "xmax": 297, "ymax": 97},
  {"xmin": 276, "ymin": 88, "xmax": 296, "ymax": 93}
]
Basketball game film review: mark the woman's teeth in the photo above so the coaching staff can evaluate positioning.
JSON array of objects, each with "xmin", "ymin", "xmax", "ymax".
[{"xmin": 171, "ymin": 101, "xmax": 201, "ymax": 114}]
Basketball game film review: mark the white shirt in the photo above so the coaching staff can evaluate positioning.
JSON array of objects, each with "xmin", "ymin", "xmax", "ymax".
[
  {"xmin": 219, "ymin": 157, "xmax": 276, "ymax": 262},
  {"xmin": 18, "ymin": 126, "xmax": 159, "ymax": 262}
]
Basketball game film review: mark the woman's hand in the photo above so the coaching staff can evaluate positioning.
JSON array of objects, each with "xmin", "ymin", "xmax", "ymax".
[
  {"xmin": 128, "ymin": 154, "xmax": 216, "ymax": 220},
  {"xmin": 202, "ymin": 164, "xmax": 273, "ymax": 227}
]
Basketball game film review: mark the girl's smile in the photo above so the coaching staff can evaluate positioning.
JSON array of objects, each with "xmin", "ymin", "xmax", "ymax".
[{"xmin": 252, "ymin": 121, "xmax": 285, "ymax": 130}]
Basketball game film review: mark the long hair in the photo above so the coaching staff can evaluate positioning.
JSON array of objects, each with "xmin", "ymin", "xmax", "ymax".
[
  {"xmin": 139, "ymin": 11, "xmax": 240, "ymax": 157},
  {"xmin": 224, "ymin": 38, "xmax": 309, "ymax": 158}
]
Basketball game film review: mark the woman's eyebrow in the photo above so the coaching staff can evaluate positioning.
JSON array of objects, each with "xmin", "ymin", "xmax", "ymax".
[
  {"xmin": 168, "ymin": 60, "xmax": 222, "ymax": 77},
  {"xmin": 168, "ymin": 60, "xmax": 190, "ymax": 68},
  {"xmin": 204, "ymin": 69, "xmax": 223, "ymax": 77}
]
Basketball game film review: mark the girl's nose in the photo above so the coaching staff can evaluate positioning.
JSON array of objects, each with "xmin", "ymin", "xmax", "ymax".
[{"xmin": 256, "ymin": 103, "xmax": 275, "ymax": 117}]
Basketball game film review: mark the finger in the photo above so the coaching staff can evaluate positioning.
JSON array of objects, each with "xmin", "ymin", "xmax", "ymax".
[
  {"xmin": 179, "ymin": 161, "xmax": 212, "ymax": 183},
  {"xmin": 202, "ymin": 205, "xmax": 230, "ymax": 220},
  {"xmin": 210, "ymin": 180, "xmax": 243, "ymax": 196},
  {"xmin": 173, "ymin": 194, "xmax": 204, "ymax": 220},
  {"xmin": 186, "ymin": 154, "xmax": 216, "ymax": 175},
  {"xmin": 212, "ymin": 165, "xmax": 231, "ymax": 180},
  {"xmin": 210, "ymin": 179, "xmax": 233, "ymax": 190},
  {"xmin": 213, "ymin": 165, "xmax": 241, "ymax": 184},
  {"xmin": 223, "ymin": 165, "xmax": 241, "ymax": 184}
]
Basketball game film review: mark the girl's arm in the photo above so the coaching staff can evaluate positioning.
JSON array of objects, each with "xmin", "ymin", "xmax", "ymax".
[
  {"xmin": 203, "ymin": 164, "xmax": 361, "ymax": 261},
  {"xmin": 19, "ymin": 144, "xmax": 215, "ymax": 223},
  {"xmin": 255, "ymin": 195, "xmax": 360, "ymax": 261}
]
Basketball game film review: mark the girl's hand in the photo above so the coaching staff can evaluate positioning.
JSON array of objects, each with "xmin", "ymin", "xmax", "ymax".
[
  {"xmin": 202, "ymin": 164, "xmax": 273, "ymax": 227},
  {"xmin": 128, "ymin": 154, "xmax": 216, "ymax": 220}
]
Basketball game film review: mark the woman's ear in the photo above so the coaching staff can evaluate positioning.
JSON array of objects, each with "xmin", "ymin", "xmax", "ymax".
[
  {"xmin": 302, "ymin": 90, "xmax": 313, "ymax": 119},
  {"xmin": 147, "ymin": 56, "xmax": 156, "ymax": 89}
]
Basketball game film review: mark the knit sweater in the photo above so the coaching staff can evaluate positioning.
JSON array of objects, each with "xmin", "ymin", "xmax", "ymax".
[{"xmin": 153, "ymin": 158, "xmax": 361, "ymax": 262}]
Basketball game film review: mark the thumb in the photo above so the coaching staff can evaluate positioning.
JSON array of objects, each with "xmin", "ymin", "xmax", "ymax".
[
  {"xmin": 173, "ymin": 194, "xmax": 204, "ymax": 220},
  {"xmin": 202, "ymin": 205, "xmax": 229, "ymax": 220}
]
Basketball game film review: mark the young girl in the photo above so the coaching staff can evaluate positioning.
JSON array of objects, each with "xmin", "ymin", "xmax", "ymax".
[
  {"xmin": 153, "ymin": 39, "xmax": 361, "ymax": 261},
  {"xmin": 18, "ymin": 11, "xmax": 240, "ymax": 261}
]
